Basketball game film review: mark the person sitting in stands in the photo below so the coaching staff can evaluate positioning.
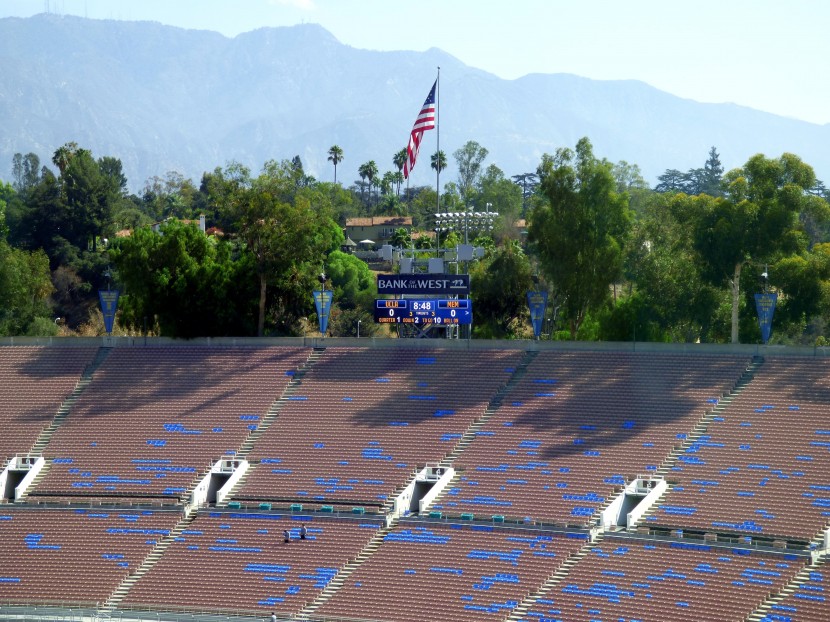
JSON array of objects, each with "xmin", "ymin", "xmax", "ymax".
[
  {"xmin": 283, "ymin": 529, "xmax": 290, "ymax": 544},
  {"xmin": 300, "ymin": 524, "xmax": 307, "ymax": 540},
  {"xmin": 271, "ymin": 612, "xmax": 277, "ymax": 622}
]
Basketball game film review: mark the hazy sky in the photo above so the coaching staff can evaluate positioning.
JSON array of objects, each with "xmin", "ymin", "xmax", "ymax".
[{"xmin": 3, "ymin": 0, "xmax": 829, "ymax": 125}]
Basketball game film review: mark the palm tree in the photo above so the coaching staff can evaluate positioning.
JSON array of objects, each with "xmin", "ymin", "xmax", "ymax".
[
  {"xmin": 394, "ymin": 147, "xmax": 410, "ymax": 204},
  {"xmin": 370, "ymin": 177, "xmax": 381, "ymax": 208},
  {"xmin": 52, "ymin": 141, "xmax": 81, "ymax": 174},
  {"xmin": 357, "ymin": 162, "xmax": 371, "ymax": 205},
  {"xmin": 431, "ymin": 150, "xmax": 447, "ymax": 213},
  {"xmin": 430, "ymin": 150, "xmax": 447, "ymax": 175},
  {"xmin": 327, "ymin": 145, "xmax": 344, "ymax": 184},
  {"xmin": 358, "ymin": 160, "xmax": 379, "ymax": 207},
  {"xmin": 353, "ymin": 180, "xmax": 369, "ymax": 205},
  {"xmin": 381, "ymin": 171, "xmax": 396, "ymax": 197},
  {"xmin": 393, "ymin": 148, "xmax": 407, "ymax": 174},
  {"xmin": 392, "ymin": 171, "xmax": 405, "ymax": 198}
]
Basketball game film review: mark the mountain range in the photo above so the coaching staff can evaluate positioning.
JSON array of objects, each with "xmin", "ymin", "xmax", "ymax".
[{"xmin": 1, "ymin": 13, "xmax": 828, "ymax": 192}]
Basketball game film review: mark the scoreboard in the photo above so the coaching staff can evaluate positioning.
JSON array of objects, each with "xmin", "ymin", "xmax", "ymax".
[{"xmin": 374, "ymin": 299, "xmax": 473, "ymax": 325}]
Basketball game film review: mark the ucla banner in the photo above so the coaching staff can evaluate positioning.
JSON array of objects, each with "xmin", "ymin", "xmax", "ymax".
[
  {"xmin": 527, "ymin": 291, "xmax": 548, "ymax": 339},
  {"xmin": 98, "ymin": 289, "xmax": 120, "ymax": 335},
  {"xmin": 754, "ymin": 293, "xmax": 777, "ymax": 344},
  {"xmin": 313, "ymin": 290, "xmax": 333, "ymax": 335}
]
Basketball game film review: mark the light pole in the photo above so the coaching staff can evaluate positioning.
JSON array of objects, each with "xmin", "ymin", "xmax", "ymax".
[{"xmin": 357, "ymin": 320, "xmax": 361, "ymax": 338}]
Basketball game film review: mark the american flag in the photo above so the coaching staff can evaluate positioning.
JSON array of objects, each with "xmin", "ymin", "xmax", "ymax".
[{"xmin": 403, "ymin": 80, "xmax": 437, "ymax": 179}]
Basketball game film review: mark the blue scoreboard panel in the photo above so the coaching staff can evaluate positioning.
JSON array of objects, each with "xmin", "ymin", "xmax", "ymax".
[{"xmin": 374, "ymin": 299, "xmax": 473, "ymax": 325}]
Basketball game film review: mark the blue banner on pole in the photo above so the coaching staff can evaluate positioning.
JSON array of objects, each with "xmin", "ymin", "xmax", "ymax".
[
  {"xmin": 98, "ymin": 289, "xmax": 120, "ymax": 335},
  {"xmin": 313, "ymin": 290, "xmax": 333, "ymax": 335},
  {"xmin": 527, "ymin": 291, "xmax": 548, "ymax": 339},
  {"xmin": 754, "ymin": 292, "xmax": 777, "ymax": 344}
]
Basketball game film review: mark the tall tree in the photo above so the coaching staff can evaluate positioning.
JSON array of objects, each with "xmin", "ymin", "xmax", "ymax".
[
  {"xmin": 701, "ymin": 146, "xmax": 725, "ymax": 196},
  {"xmin": 214, "ymin": 160, "xmax": 341, "ymax": 336},
  {"xmin": 480, "ymin": 164, "xmax": 522, "ymax": 238},
  {"xmin": 511, "ymin": 172, "xmax": 538, "ymax": 216},
  {"xmin": 327, "ymin": 145, "xmax": 344, "ymax": 184},
  {"xmin": 11, "ymin": 153, "xmax": 42, "ymax": 194},
  {"xmin": 655, "ymin": 147, "xmax": 724, "ymax": 197},
  {"xmin": 529, "ymin": 138, "xmax": 631, "ymax": 338},
  {"xmin": 625, "ymin": 192, "xmax": 721, "ymax": 342},
  {"xmin": 655, "ymin": 169, "xmax": 685, "ymax": 193},
  {"xmin": 61, "ymin": 149, "xmax": 120, "ymax": 251},
  {"xmin": 453, "ymin": 141, "xmax": 488, "ymax": 207},
  {"xmin": 353, "ymin": 179, "xmax": 369, "ymax": 204},
  {"xmin": 0, "ymin": 240, "xmax": 55, "ymax": 336},
  {"xmin": 693, "ymin": 152, "xmax": 819, "ymax": 343},
  {"xmin": 610, "ymin": 161, "xmax": 648, "ymax": 193},
  {"xmin": 470, "ymin": 240, "xmax": 533, "ymax": 338},
  {"xmin": 111, "ymin": 220, "xmax": 257, "ymax": 337}
]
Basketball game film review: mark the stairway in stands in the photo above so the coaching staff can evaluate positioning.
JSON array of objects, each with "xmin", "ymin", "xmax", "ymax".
[
  {"xmin": 235, "ymin": 346, "xmax": 326, "ymax": 460},
  {"xmin": 389, "ymin": 350, "xmax": 538, "ymax": 517},
  {"xmin": 631, "ymin": 357, "xmax": 764, "ymax": 527},
  {"xmin": 29, "ymin": 346, "xmax": 112, "ymax": 456},
  {"xmin": 17, "ymin": 346, "xmax": 112, "ymax": 503},
  {"xmin": 98, "ymin": 507, "xmax": 198, "ymax": 617},
  {"xmin": 439, "ymin": 349, "xmax": 538, "ymax": 468},
  {"xmin": 746, "ymin": 555, "xmax": 826, "ymax": 621},
  {"xmin": 216, "ymin": 347, "xmax": 326, "ymax": 506},
  {"xmin": 297, "ymin": 517, "xmax": 398, "ymax": 619},
  {"xmin": 504, "ymin": 535, "xmax": 598, "ymax": 622},
  {"xmin": 653, "ymin": 355, "xmax": 764, "ymax": 480}
]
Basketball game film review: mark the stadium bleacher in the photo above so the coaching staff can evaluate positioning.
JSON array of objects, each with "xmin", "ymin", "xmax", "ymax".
[
  {"xmin": 28, "ymin": 346, "xmax": 308, "ymax": 503},
  {"xmin": 236, "ymin": 347, "xmax": 523, "ymax": 507},
  {"xmin": 645, "ymin": 358, "xmax": 830, "ymax": 543},
  {"xmin": 431, "ymin": 351, "xmax": 752, "ymax": 526},
  {"xmin": 315, "ymin": 521, "xmax": 588, "ymax": 622},
  {"xmin": 1, "ymin": 341, "xmax": 827, "ymax": 622},
  {"xmin": 518, "ymin": 537, "xmax": 806, "ymax": 622},
  {"xmin": 0, "ymin": 506, "xmax": 178, "ymax": 605},
  {"xmin": 757, "ymin": 558, "xmax": 827, "ymax": 622},
  {"xmin": 122, "ymin": 511, "xmax": 382, "ymax": 616},
  {"xmin": 0, "ymin": 346, "xmax": 97, "ymax": 461}
]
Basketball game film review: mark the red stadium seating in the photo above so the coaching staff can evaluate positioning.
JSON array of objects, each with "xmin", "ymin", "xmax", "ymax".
[
  {"xmin": 0, "ymin": 346, "xmax": 97, "ymax": 461},
  {"xmin": 236, "ymin": 347, "xmax": 523, "ymax": 506},
  {"xmin": 316, "ymin": 521, "xmax": 588, "ymax": 622},
  {"xmin": 432, "ymin": 351, "xmax": 751, "ymax": 526},
  {"xmin": 646, "ymin": 358, "xmax": 830, "ymax": 542},
  {"xmin": 518, "ymin": 537, "xmax": 805, "ymax": 622},
  {"xmin": 30, "ymin": 347, "xmax": 308, "ymax": 502},
  {"xmin": 0, "ymin": 507, "xmax": 178, "ymax": 605},
  {"xmin": 0, "ymin": 343, "xmax": 826, "ymax": 622}
]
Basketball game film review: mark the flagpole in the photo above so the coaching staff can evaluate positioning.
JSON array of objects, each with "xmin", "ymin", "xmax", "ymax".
[{"xmin": 435, "ymin": 66, "xmax": 441, "ymax": 216}]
